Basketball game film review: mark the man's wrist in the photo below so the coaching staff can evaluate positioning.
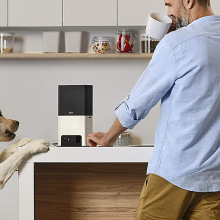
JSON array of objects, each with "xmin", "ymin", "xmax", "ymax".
[
  {"xmin": 103, "ymin": 132, "xmax": 118, "ymax": 146},
  {"xmin": 102, "ymin": 117, "xmax": 127, "ymax": 146}
]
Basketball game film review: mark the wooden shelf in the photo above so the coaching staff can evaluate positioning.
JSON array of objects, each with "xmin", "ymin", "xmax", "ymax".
[{"xmin": 0, "ymin": 53, "xmax": 153, "ymax": 60}]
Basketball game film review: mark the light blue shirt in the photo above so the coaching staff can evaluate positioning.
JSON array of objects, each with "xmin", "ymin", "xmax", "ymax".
[{"xmin": 115, "ymin": 15, "xmax": 220, "ymax": 192}]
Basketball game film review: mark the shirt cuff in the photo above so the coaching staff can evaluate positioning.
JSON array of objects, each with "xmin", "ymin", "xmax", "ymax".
[{"xmin": 114, "ymin": 97, "xmax": 140, "ymax": 129}]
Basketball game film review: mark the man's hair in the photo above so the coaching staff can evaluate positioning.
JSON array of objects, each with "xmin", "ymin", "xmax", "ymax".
[
  {"xmin": 179, "ymin": 0, "xmax": 210, "ymax": 7},
  {"xmin": 197, "ymin": 0, "xmax": 210, "ymax": 6}
]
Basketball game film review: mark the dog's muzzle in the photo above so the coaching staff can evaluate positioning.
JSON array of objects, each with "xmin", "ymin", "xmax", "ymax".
[{"xmin": 6, "ymin": 129, "xmax": 16, "ymax": 139}]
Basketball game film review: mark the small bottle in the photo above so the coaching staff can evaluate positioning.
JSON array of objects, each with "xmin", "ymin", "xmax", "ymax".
[
  {"xmin": 141, "ymin": 34, "xmax": 160, "ymax": 53},
  {"xmin": 91, "ymin": 36, "xmax": 111, "ymax": 54},
  {"xmin": 114, "ymin": 132, "xmax": 133, "ymax": 146}
]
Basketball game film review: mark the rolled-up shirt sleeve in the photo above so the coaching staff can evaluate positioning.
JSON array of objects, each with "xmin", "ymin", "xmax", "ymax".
[{"xmin": 115, "ymin": 39, "xmax": 179, "ymax": 129}]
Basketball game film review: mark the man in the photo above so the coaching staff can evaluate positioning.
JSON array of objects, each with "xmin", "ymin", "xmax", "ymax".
[{"xmin": 87, "ymin": 0, "xmax": 220, "ymax": 219}]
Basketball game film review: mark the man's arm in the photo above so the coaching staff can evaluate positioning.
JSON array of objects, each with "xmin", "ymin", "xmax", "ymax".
[
  {"xmin": 87, "ymin": 40, "xmax": 178, "ymax": 147},
  {"xmin": 87, "ymin": 117, "xmax": 127, "ymax": 147}
]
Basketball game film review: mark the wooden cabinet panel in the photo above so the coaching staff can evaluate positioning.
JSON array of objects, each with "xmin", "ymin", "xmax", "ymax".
[
  {"xmin": 35, "ymin": 163, "xmax": 148, "ymax": 220},
  {"xmin": 63, "ymin": 0, "xmax": 117, "ymax": 26},
  {"xmin": 211, "ymin": 0, "xmax": 220, "ymax": 15},
  {"xmin": 118, "ymin": 0, "xmax": 167, "ymax": 26},
  {"xmin": 8, "ymin": 0, "xmax": 62, "ymax": 26},
  {"xmin": 0, "ymin": 0, "xmax": 7, "ymax": 26}
]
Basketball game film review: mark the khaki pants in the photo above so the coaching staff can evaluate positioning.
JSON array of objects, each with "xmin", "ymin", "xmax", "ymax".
[{"xmin": 135, "ymin": 174, "xmax": 220, "ymax": 220}]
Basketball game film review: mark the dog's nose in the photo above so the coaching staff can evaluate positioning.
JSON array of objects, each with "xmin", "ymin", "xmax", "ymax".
[{"xmin": 16, "ymin": 121, "xmax": 19, "ymax": 125}]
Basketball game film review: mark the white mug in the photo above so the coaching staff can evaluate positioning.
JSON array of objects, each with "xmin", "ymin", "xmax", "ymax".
[{"xmin": 146, "ymin": 13, "xmax": 172, "ymax": 40}]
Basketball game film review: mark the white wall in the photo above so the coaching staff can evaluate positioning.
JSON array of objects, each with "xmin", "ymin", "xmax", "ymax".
[{"xmin": 0, "ymin": 58, "xmax": 160, "ymax": 149}]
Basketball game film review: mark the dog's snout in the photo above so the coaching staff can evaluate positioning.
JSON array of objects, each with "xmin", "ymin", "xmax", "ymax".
[{"xmin": 16, "ymin": 121, "xmax": 19, "ymax": 125}]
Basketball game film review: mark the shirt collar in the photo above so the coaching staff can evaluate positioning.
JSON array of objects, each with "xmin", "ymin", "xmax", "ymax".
[{"xmin": 190, "ymin": 15, "xmax": 220, "ymax": 26}]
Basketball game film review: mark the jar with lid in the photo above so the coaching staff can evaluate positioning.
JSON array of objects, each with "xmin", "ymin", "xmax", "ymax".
[
  {"xmin": 116, "ymin": 30, "xmax": 135, "ymax": 53},
  {"xmin": 114, "ymin": 132, "xmax": 133, "ymax": 146},
  {"xmin": 91, "ymin": 36, "xmax": 111, "ymax": 54},
  {"xmin": 141, "ymin": 34, "xmax": 160, "ymax": 53},
  {"xmin": 0, "ymin": 33, "xmax": 14, "ymax": 53}
]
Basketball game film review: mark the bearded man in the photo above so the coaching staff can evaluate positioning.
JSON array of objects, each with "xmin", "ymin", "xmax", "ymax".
[{"xmin": 87, "ymin": 0, "xmax": 220, "ymax": 219}]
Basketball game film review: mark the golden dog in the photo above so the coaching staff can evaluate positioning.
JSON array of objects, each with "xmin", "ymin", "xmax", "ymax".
[{"xmin": 0, "ymin": 109, "xmax": 50, "ymax": 189}]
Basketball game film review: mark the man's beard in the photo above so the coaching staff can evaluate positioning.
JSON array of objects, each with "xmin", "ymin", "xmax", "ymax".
[{"xmin": 176, "ymin": 16, "xmax": 189, "ymax": 29}]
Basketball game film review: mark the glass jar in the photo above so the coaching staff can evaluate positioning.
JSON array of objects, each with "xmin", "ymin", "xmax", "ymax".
[
  {"xmin": 0, "ymin": 33, "xmax": 14, "ymax": 53},
  {"xmin": 116, "ymin": 30, "xmax": 135, "ymax": 53},
  {"xmin": 141, "ymin": 34, "xmax": 160, "ymax": 53},
  {"xmin": 114, "ymin": 132, "xmax": 133, "ymax": 146},
  {"xmin": 91, "ymin": 36, "xmax": 111, "ymax": 54}
]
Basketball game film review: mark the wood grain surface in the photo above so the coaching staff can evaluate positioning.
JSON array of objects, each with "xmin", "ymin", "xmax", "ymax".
[
  {"xmin": 0, "ymin": 53, "xmax": 152, "ymax": 60},
  {"xmin": 35, "ymin": 163, "xmax": 148, "ymax": 220}
]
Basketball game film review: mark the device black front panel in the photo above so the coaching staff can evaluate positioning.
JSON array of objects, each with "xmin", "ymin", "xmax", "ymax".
[
  {"xmin": 58, "ymin": 85, "xmax": 93, "ymax": 116},
  {"xmin": 61, "ymin": 135, "xmax": 82, "ymax": 146}
]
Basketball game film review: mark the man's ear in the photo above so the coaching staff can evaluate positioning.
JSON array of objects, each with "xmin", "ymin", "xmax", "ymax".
[{"xmin": 183, "ymin": 0, "xmax": 194, "ymax": 9}]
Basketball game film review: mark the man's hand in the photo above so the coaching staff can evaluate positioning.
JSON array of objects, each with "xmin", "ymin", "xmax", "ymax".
[
  {"xmin": 87, "ymin": 117, "xmax": 127, "ymax": 147},
  {"xmin": 87, "ymin": 132, "xmax": 116, "ymax": 147}
]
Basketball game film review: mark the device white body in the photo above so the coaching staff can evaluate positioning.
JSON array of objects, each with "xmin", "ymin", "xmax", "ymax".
[{"xmin": 58, "ymin": 116, "xmax": 93, "ymax": 146}]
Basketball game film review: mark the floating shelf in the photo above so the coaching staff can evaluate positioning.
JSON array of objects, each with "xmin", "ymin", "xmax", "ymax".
[{"xmin": 0, "ymin": 53, "xmax": 153, "ymax": 60}]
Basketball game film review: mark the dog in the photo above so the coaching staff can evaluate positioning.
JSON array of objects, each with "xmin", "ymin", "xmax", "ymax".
[{"xmin": 0, "ymin": 109, "xmax": 50, "ymax": 189}]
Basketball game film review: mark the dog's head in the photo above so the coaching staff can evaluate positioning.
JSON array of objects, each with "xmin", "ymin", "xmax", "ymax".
[{"xmin": 0, "ymin": 109, "xmax": 19, "ymax": 142}]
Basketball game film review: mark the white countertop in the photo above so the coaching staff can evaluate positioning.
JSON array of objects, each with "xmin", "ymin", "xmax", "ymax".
[{"xmin": 23, "ymin": 146, "xmax": 154, "ymax": 163}]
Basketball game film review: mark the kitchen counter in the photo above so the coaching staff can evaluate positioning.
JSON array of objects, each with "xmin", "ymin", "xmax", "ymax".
[
  {"xmin": 19, "ymin": 146, "xmax": 154, "ymax": 220},
  {"xmin": 22, "ymin": 145, "xmax": 154, "ymax": 163}
]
